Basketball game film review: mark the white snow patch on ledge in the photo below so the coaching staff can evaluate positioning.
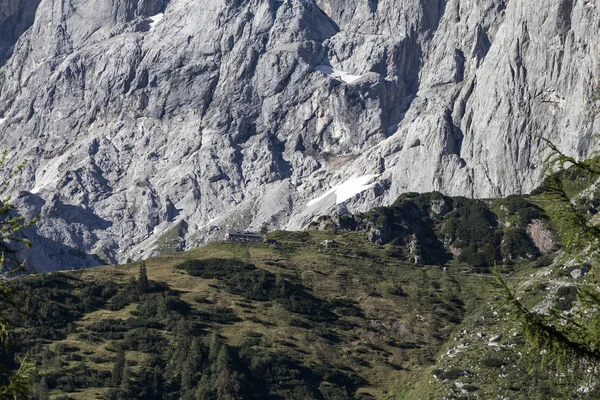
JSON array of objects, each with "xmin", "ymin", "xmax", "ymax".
[
  {"xmin": 149, "ymin": 13, "xmax": 164, "ymax": 31},
  {"xmin": 307, "ymin": 174, "xmax": 379, "ymax": 207},
  {"xmin": 315, "ymin": 65, "xmax": 363, "ymax": 84},
  {"xmin": 0, "ymin": 118, "xmax": 6, "ymax": 125}
]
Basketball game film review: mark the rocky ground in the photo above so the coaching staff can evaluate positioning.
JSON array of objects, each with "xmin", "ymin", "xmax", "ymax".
[{"xmin": 0, "ymin": 0, "xmax": 599, "ymax": 271}]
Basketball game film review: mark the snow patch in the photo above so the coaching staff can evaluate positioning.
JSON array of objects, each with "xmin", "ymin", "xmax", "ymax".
[
  {"xmin": 315, "ymin": 65, "xmax": 363, "ymax": 84},
  {"xmin": 0, "ymin": 118, "xmax": 5, "ymax": 125},
  {"xmin": 307, "ymin": 174, "xmax": 379, "ymax": 207},
  {"xmin": 149, "ymin": 13, "xmax": 164, "ymax": 31}
]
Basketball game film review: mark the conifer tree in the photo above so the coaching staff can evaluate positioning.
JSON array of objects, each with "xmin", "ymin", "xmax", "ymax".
[
  {"xmin": 36, "ymin": 376, "xmax": 49, "ymax": 400},
  {"xmin": 137, "ymin": 260, "xmax": 149, "ymax": 295},
  {"xmin": 195, "ymin": 374, "xmax": 212, "ymax": 400},
  {"xmin": 119, "ymin": 361, "xmax": 132, "ymax": 400},
  {"xmin": 208, "ymin": 331, "xmax": 221, "ymax": 363},
  {"xmin": 275, "ymin": 272, "xmax": 287, "ymax": 297},
  {"xmin": 181, "ymin": 338, "xmax": 202, "ymax": 394},
  {"xmin": 496, "ymin": 137, "xmax": 600, "ymax": 388},
  {"xmin": 111, "ymin": 347, "xmax": 126, "ymax": 387},
  {"xmin": 214, "ymin": 368, "xmax": 243, "ymax": 400},
  {"xmin": 181, "ymin": 357, "xmax": 194, "ymax": 395},
  {"xmin": 214, "ymin": 345, "xmax": 232, "ymax": 374},
  {"xmin": 40, "ymin": 348, "xmax": 52, "ymax": 374},
  {"xmin": 0, "ymin": 151, "xmax": 38, "ymax": 398}
]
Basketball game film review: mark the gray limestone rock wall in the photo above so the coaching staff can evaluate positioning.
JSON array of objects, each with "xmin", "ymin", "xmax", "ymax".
[{"xmin": 0, "ymin": 0, "xmax": 598, "ymax": 271}]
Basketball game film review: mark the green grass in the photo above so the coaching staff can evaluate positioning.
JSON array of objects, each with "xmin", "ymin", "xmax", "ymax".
[
  {"xmin": 5, "ymin": 230, "xmax": 501, "ymax": 399},
  {"xmin": 5, "ymin": 190, "xmax": 596, "ymax": 399},
  {"xmin": 153, "ymin": 221, "xmax": 186, "ymax": 253}
]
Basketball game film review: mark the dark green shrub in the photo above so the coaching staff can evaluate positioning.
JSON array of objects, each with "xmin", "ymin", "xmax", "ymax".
[
  {"xmin": 176, "ymin": 258, "xmax": 251, "ymax": 279},
  {"xmin": 122, "ymin": 328, "xmax": 168, "ymax": 353},
  {"xmin": 463, "ymin": 384, "xmax": 479, "ymax": 392},
  {"xmin": 319, "ymin": 382, "xmax": 352, "ymax": 400},
  {"xmin": 534, "ymin": 254, "xmax": 555, "ymax": 268},
  {"xmin": 502, "ymin": 227, "xmax": 540, "ymax": 260},
  {"xmin": 556, "ymin": 286, "xmax": 578, "ymax": 311},
  {"xmin": 434, "ymin": 368, "xmax": 466, "ymax": 380},
  {"xmin": 178, "ymin": 259, "xmax": 335, "ymax": 321},
  {"xmin": 443, "ymin": 199, "xmax": 501, "ymax": 268},
  {"xmin": 396, "ymin": 342, "xmax": 420, "ymax": 349},
  {"xmin": 196, "ymin": 306, "xmax": 240, "ymax": 324},
  {"xmin": 482, "ymin": 356, "xmax": 506, "ymax": 368}
]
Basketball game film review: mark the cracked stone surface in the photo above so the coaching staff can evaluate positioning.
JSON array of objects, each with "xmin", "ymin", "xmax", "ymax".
[{"xmin": 0, "ymin": 0, "xmax": 598, "ymax": 271}]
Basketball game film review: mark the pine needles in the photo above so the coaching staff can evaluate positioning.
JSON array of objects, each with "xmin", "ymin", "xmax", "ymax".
[
  {"xmin": 495, "ymin": 136, "xmax": 600, "ymax": 390},
  {"xmin": 0, "ymin": 152, "xmax": 37, "ymax": 398}
]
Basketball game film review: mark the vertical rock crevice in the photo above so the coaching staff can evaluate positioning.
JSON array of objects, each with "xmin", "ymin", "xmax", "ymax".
[
  {"xmin": 0, "ymin": 0, "xmax": 598, "ymax": 270},
  {"xmin": 0, "ymin": 0, "xmax": 42, "ymax": 65}
]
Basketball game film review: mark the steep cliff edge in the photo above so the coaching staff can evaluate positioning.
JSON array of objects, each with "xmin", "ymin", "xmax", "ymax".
[{"xmin": 0, "ymin": 0, "xmax": 598, "ymax": 270}]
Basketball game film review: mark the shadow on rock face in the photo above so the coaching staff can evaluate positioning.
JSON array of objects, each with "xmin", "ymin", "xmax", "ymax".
[
  {"xmin": 0, "ymin": 0, "xmax": 42, "ymax": 66},
  {"xmin": 126, "ymin": 0, "xmax": 171, "ymax": 21},
  {"xmin": 11, "ymin": 192, "xmax": 111, "ymax": 272},
  {"xmin": 18, "ymin": 231, "xmax": 107, "ymax": 273},
  {"xmin": 45, "ymin": 200, "xmax": 113, "ymax": 231}
]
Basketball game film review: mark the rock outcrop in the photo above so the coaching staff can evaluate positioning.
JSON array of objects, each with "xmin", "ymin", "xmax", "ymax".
[{"xmin": 0, "ymin": 0, "xmax": 598, "ymax": 270}]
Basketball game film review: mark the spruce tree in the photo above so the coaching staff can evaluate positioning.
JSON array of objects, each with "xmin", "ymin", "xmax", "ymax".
[
  {"xmin": 181, "ymin": 358, "xmax": 194, "ymax": 395},
  {"xmin": 275, "ymin": 272, "xmax": 287, "ymax": 297},
  {"xmin": 195, "ymin": 374, "xmax": 212, "ymax": 400},
  {"xmin": 208, "ymin": 331, "xmax": 220, "ymax": 363},
  {"xmin": 214, "ymin": 345, "xmax": 232, "ymax": 374},
  {"xmin": 40, "ymin": 348, "xmax": 52, "ymax": 374},
  {"xmin": 137, "ymin": 260, "xmax": 149, "ymax": 295},
  {"xmin": 181, "ymin": 337, "xmax": 202, "ymax": 394},
  {"xmin": 0, "ymin": 151, "xmax": 38, "ymax": 398},
  {"xmin": 496, "ymin": 137, "xmax": 600, "ymax": 388},
  {"xmin": 111, "ymin": 347, "xmax": 126, "ymax": 387},
  {"xmin": 119, "ymin": 361, "xmax": 132, "ymax": 400},
  {"xmin": 214, "ymin": 368, "xmax": 243, "ymax": 400},
  {"xmin": 36, "ymin": 376, "xmax": 49, "ymax": 400}
]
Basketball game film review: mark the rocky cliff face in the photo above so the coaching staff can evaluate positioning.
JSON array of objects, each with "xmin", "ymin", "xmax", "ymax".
[{"xmin": 0, "ymin": 0, "xmax": 598, "ymax": 271}]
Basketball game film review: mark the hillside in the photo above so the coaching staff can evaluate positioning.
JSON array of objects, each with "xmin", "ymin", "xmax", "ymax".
[
  {"xmin": 3, "ymin": 190, "xmax": 598, "ymax": 399},
  {"xmin": 6, "ymin": 231, "xmax": 470, "ymax": 399}
]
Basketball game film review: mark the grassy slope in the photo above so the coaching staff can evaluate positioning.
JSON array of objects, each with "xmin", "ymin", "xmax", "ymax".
[
  {"xmin": 12, "ymin": 230, "xmax": 498, "ymax": 400},
  {"xmin": 10, "ymin": 187, "xmax": 597, "ymax": 399}
]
